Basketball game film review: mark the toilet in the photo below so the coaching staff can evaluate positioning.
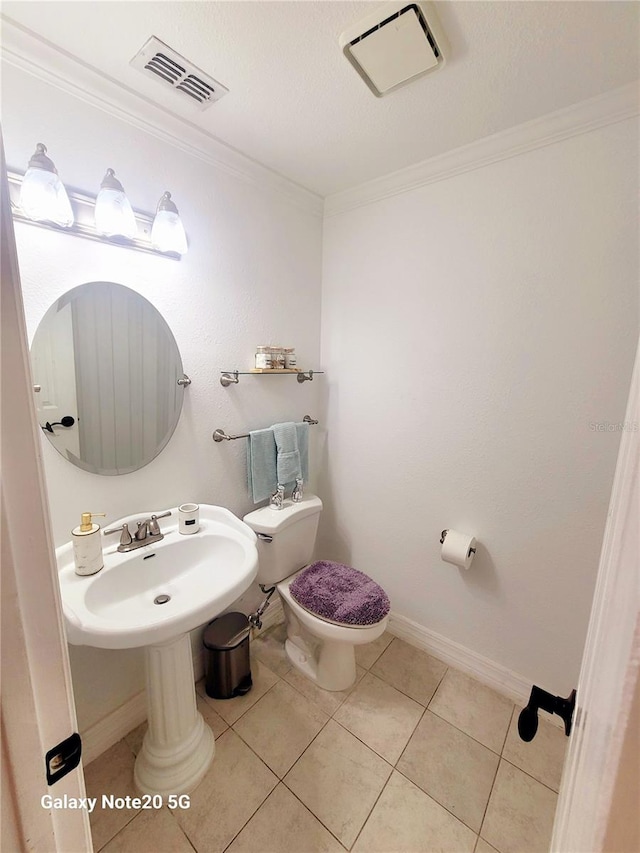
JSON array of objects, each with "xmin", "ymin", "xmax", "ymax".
[{"xmin": 243, "ymin": 494, "xmax": 390, "ymax": 691}]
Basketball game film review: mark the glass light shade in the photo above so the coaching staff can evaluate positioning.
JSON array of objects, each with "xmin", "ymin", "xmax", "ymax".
[
  {"xmin": 151, "ymin": 192, "xmax": 188, "ymax": 255},
  {"xmin": 20, "ymin": 163, "xmax": 74, "ymax": 227},
  {"xmin": 95, "ymin": 188, "xmax": 137, "ymax": 239}
]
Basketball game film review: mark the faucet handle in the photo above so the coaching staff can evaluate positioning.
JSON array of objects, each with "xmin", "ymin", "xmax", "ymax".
[
  {"xmin": 103, "ymin": 522, "xmax": 133, "ymax": 547},
  {"xmin": 149, "ymin": 514, "xmax": 162, "ymax": 535},
  {"xmin": 149, "ymin": 516, "xmax": 160, "ymax": 536},
  {"xmin": 148, "ymin": 510, "xmax": 171, "ymax": 536}
]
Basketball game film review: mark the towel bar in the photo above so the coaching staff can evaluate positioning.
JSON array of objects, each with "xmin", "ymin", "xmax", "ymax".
[{"xmin": 213, "ymin": 415, "xmax": 319, "ymax": 442}]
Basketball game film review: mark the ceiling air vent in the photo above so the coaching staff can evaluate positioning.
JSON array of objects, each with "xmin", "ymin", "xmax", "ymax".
[
  {"xmin": 339, "ymin": 1, "xmax": 448, "ymax": 97},
  {"xmin": 130, "ymin": 36, "xmax": 228, "ymax": 111}
]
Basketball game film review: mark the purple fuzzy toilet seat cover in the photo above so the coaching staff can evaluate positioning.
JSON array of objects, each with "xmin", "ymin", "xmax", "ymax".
[{"xmin": 289, "ymin": 561, "xmax": 390, "ymax": 626}]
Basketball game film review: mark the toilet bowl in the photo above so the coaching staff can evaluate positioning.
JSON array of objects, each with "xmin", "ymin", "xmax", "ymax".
[{"xmin": 243, "ymin": 495, "xmax": 389, "ymax": 691}]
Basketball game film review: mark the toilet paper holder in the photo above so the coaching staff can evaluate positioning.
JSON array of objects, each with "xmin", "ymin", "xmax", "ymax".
[{"xmin": 440, "ymin": 529, "xmax": 476, "ymax": 557}]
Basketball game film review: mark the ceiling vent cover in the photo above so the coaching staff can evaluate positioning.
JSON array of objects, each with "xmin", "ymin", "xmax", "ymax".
[
  {"xmin": 130, "ymin": 36, "xmax": 228, "ymax": 111},
  {"xmin": 339, "ymin": 1, "xmax": 447, "ymax": 97}
]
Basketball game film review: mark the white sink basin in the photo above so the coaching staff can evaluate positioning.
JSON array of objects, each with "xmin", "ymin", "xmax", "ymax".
[{"xmin": 56, "ymin": 505, "xmax": 258, "ymax": 649}]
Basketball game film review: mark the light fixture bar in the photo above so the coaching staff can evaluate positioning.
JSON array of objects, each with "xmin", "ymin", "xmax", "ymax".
[{"xmin": 6, "ymin": 169, "xmax": 180, "ymax": 260}]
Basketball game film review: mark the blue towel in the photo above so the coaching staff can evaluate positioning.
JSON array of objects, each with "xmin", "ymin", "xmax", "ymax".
[
  {"xmin": 272, "ymin": 422, "xmax": 302, "ymax": 486},
  {"xmin": 247, "ymin": 428, "xmax": 277, "ymax": 503},
  {"xmin": 295, "ymin": 421, "xmax": 309, "ymax": 483}
]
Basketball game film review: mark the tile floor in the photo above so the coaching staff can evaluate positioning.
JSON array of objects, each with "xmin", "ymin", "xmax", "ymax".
[{"xmin": 85, "ymin": 626, "xmax": 566, "ymax": 853}]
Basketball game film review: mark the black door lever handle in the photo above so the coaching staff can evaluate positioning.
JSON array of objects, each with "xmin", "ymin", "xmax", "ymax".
[
  {"xmin": 42, "ymin": 415, "xmax": 75, "ymax": 433},
  {"xmin": 518, "ymin": 686, "xmax": 576, "ymax": 742}
]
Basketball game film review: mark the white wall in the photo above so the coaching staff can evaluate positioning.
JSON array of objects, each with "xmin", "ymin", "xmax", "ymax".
[
  {"xmin": 5, "ymin": 54, "xmax": 638, "ymax": 734},
  {"xmin": 2, "ymin": 64, "xmax": 323, "ymax": 730},
  {"xmin": 319, "ymin": 117, "xmax": 639, "ymax": 694}
]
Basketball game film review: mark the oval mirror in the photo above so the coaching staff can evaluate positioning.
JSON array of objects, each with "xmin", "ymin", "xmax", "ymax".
[{"xmin": 31, "ymin": 282, "xmax": 186, "ymax": 475}]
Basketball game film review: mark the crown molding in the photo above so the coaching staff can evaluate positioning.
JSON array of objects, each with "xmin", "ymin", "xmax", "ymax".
[
  {"xmin": 325, "ymin": 82, "xmax": 640, "ymax": 217},
  {"xmin": 3, "ymin": 16, "xmax": 637, "ymax": 222},
  {"xmin": 0, "ymin": 17, "xmax": 324, "ymax": 218}
]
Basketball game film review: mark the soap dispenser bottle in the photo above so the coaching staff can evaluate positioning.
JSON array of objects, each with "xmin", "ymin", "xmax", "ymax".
[{"xmin": 72, "ymin": 512, "xmax": 106, "ymax": 576}]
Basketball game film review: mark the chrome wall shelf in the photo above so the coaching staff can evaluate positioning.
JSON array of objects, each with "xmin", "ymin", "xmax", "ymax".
[{"xmin": 220, "ymin": 370, "xmax": 324, "ymax": 387}]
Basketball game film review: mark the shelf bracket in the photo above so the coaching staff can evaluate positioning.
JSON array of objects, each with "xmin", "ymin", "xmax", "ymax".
[
  {"xmin": 220, "ymin": 371, "xmax": 239, "ymax": 387},
  {"xmin": 297, "ymin": 370, "xmax": 314, "ymax": 383}
]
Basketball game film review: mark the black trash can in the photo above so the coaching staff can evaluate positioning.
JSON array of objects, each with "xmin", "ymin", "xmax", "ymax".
[{"xmin": 203, "ymin": 612, "xmax": 252, "ymax": 700}]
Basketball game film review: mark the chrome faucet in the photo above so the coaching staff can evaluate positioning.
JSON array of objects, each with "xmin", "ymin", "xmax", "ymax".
[
  {"xmin": 269, "ymin": 484, "xmax": 285, "ymax": 510},
  {"xmin": 104, "ymin": 511, "xmax": 172, "ymax": 552},
  {"xmin": 134, "ymin": 520, "xmax": 150, "ymax": 541}
]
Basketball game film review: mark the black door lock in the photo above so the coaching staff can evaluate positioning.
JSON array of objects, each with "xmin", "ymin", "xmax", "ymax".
[
  {"xmin": 46, "ymin": 732, "xmax": 82, "ymax": 785},
  {"xmin": 518, "ymin": 686, "xmax": 576, "ymax": 742}
]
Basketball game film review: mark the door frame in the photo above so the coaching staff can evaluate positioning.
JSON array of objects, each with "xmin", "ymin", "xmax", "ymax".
[
  {"xmin": 1, "ymin": 139, "xmax": 92, "ymax": 852},
  {"xmin": 551, "ymin": 339, "xmax": 639, "ymax": 851}
]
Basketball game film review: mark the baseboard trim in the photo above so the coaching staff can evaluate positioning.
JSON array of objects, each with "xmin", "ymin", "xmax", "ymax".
[
  {"xmin": 81, "ymin": 690, "xmax": 147, "ymax": 766},
  {"xmin": 388, "ymin": 612, "xmax": 532, "ymax": 705}
]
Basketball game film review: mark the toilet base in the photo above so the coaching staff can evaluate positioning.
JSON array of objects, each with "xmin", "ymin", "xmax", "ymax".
[
  {"xmin": 278, "ymin": 576, "xmax": 388, "ymax": 693},
  {"xmin": 285, "ymin": 637, "xmax": 357, "ymax": 692}
]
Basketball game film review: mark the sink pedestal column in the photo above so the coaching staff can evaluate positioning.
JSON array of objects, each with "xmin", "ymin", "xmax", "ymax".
[{"xmin": 134, "ymin": 633, "xmax": 214, "ymax": 795}]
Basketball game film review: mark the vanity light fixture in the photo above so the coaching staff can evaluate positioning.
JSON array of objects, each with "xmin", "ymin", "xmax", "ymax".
[
  {"xmin": 94, "ymin": 168, "xmax": 137, "ymax": 239},
  {"xmin": 151, "ymin": 191, "xmax": 188, "ymax": 255},
  {"xmin": 19, "ymin": 143, "xmax": 74, "ymax": 227},
  {"xmin": 9, "ymin": 146, "xmax": 185, "ymax": 259}
]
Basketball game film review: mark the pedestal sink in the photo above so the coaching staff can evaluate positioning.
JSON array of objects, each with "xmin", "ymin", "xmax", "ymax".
[{"xmin": 56, "ymin": 505, "xmax": 258, "ymax": 795}]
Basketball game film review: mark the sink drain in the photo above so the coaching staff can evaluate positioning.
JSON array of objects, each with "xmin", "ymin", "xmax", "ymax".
[{"xmin": 154, "ymin": 594, "xmax": 171, "ymax": 605}]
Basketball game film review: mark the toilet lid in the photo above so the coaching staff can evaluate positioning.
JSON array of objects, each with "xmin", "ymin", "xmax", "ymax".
[{"xmin": 289, "ymin": 561, "xmax": 390, "ymax": 627}]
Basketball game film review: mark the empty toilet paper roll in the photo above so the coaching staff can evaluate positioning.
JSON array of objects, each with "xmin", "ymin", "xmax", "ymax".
[{"xmin": 441, "ymin": 530, "xmax": 477, "ymax": 570}]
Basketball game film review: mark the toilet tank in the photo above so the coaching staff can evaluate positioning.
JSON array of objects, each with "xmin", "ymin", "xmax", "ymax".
[{"xmin": 243, "ymin": 495, "xmax": 322, "ymax": 585}]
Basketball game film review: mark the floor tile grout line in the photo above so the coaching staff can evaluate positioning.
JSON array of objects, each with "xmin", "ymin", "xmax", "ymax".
[
  {"xmin": 165, "ymin": 805, "xmax": 198, "ymax": 853},
  {"xmin": 425, "ymin": 702, "xmax": 515, "ymax": 757},
  {"xmin": 279, "ymin": 779, "xmax": 350, "ymax": 851},
  {"xmin": 94, "ymin": 802, "xmax": 143, "ymax": 852},
  {"xmin": 498, "ymin": 705, "xmax": 517, "ymax": 755},
  {"xmin": 394, "ymin": 704, "xmax": 428, "ymax": 767},
  {"xmin": 500, "ymin": 707, "xmax": 566, "ymax": 793},
  {"xmin": 499, "ymin": 754, "xmax": 563, "ymax": 795},
  {"xmin": 476, "ymin": 739, "xmax": 504, "ymax": 841},
  {"xmin": 333, "ymin": 668, "xmax": 429, "ymax": 762},
  {"xmin": 346, "ymin": 763, "xmax": 396, "ymax": 852},
  {"xmin": 368, "ymin": 664, "xmax": 449, "ymax": 707},
  {"xmin": 279, "ymin": 714, "xmax": 396, "ymax": 850},
  {"xmin": 205, "ymin": 668, "xmax": 283, "ymax": 728},
  {"xmin": 219, "ymin": 781, "xmax": 278, "ymax": 853},
  {"xmin": 327, "ymin": 717, "xmax": 398, "ymax": 771},
  {"xmin": 220, "ymin": 785, "xmax": 277, "ymax": 853},
  {"xmin": 391, "ymin": 760, "xmax": 488, "ymax": 838},
  {"xmin": 279, "ymin": 666, "xmax": 356, "ymax": 718},
  {"xmin": 358, "ymin": 666, "xmax": 430, "ymax": 710},
  {"xmin": 196, "ymin": 719, "xmax": 285, "ymax": 853},
  {"xmin": 230, "ymin": 694, "xmax": 334, "ymax": 782}
]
